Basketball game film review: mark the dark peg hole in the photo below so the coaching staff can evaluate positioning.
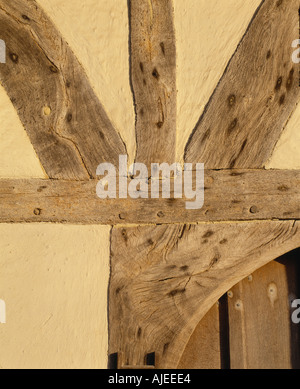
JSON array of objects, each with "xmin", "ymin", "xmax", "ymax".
[
  {"xmin": 249, "ymin": 206, "xmax": 258, "ymax": 214},
  {"xmin": 34, "ymin": 208, "xmax": 42, "ymax": 216},
  {"xmin": 152, "ymin": 68, "xmax": 159, "ymax": 79},
  {"xmin": 279, "ymin": 94, "xmax": 285, "ymax": 105}
]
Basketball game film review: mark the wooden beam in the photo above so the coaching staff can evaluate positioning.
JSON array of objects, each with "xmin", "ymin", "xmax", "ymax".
[
  {"xmin": 0, "ymin": 0, "xmax": 126, "ymax": 180},
  {"xmin": 109, "ymin": 220, "xmax": 300, "ymax": 368},
  {"xmin": 184, "ymin": 0, "xmax": 300, "ymax": 168},
  {"xmin": 129, "ymin": 0, "xmax": 176, "ymax": 168},
  {"xmin": 0, "ymin": 170, "xmax": 299, "ymax": 224}
]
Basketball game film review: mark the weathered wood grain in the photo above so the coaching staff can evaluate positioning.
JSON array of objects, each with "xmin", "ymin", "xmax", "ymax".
[
  {"xmin": 0, "ymin": 169, "xmax": 299, "ymax": 224},
  {"xmin": 109, "ymin": 221, "xmax": 300, "ymax": 368},
  {"xmin": 1, "ymin": 1, "xmax": 299, "ymax": 371},
  {"xmin": 184, "ymin": 0, "xmax": 300, "ymax": 168},
  {"xmin": 130, "ymin": 0, "xmax": 176, "ymax": 168},
  {"xmin": 227, "ymin": 252, "xmax": 300, "ymax": 369},
  {"xmin": 0, "ymin": 0, "xmax": 126, "ymax": 180}
]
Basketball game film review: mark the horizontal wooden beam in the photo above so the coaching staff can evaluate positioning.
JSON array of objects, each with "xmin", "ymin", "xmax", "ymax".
[{"xmin": 0, "ymin": 170, "xmax": 299, "ymax": 224}]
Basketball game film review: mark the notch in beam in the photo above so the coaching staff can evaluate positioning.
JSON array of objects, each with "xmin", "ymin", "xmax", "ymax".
[{"xmin": 108, "ymin": 352, "xmax": 156, "ymax": 369}]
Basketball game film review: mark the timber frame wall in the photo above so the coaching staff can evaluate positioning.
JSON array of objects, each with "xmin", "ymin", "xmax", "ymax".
[{"xmin": 0, "ymin": 0, "xmax": 299, "ymax": 369}]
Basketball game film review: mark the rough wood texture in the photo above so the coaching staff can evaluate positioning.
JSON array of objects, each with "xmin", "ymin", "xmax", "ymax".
[
  {"xmin": 227, "ymin": 251, "xmax": 300, "ymax": 369},
  {"xmin": 0, "ymin": 0, "xmax": 126, "ymax": 180},
  {"xmin": 1, "ymin": 0, "xmax": 299, "ymax": 371},
  {"xmin": 109, "ymin": 221, "xmax": 300, "ymax": 368},
  {"xmin": 130, "ymin": 0, "xmax": 176, "ymax": 168},
  {"xmin": 184, "ymin": 0, "xmax": 300, "ymax": 168},
  {"xmin": 108, "ymin": 0, "xmax": 300, "ymax": 370},
  {"xmin": 0, "ymin": 169, "xmax": 299, "ymax": 224},
  {"xmin": 177, "ymin": 303, "xmax": 221, "ymax": 369}
]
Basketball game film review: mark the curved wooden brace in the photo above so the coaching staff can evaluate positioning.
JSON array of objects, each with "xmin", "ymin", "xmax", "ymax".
[
  {"xmin": 109, "ymin": 220, "xmax": 300, "ymax": 368},
  {"xmin": 184, "ymin": 0, "xmax": 300, "ymax": 168},
  {"xmin": 0, "ymin": 0, "xmax": 127, "ymax": 180}
]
